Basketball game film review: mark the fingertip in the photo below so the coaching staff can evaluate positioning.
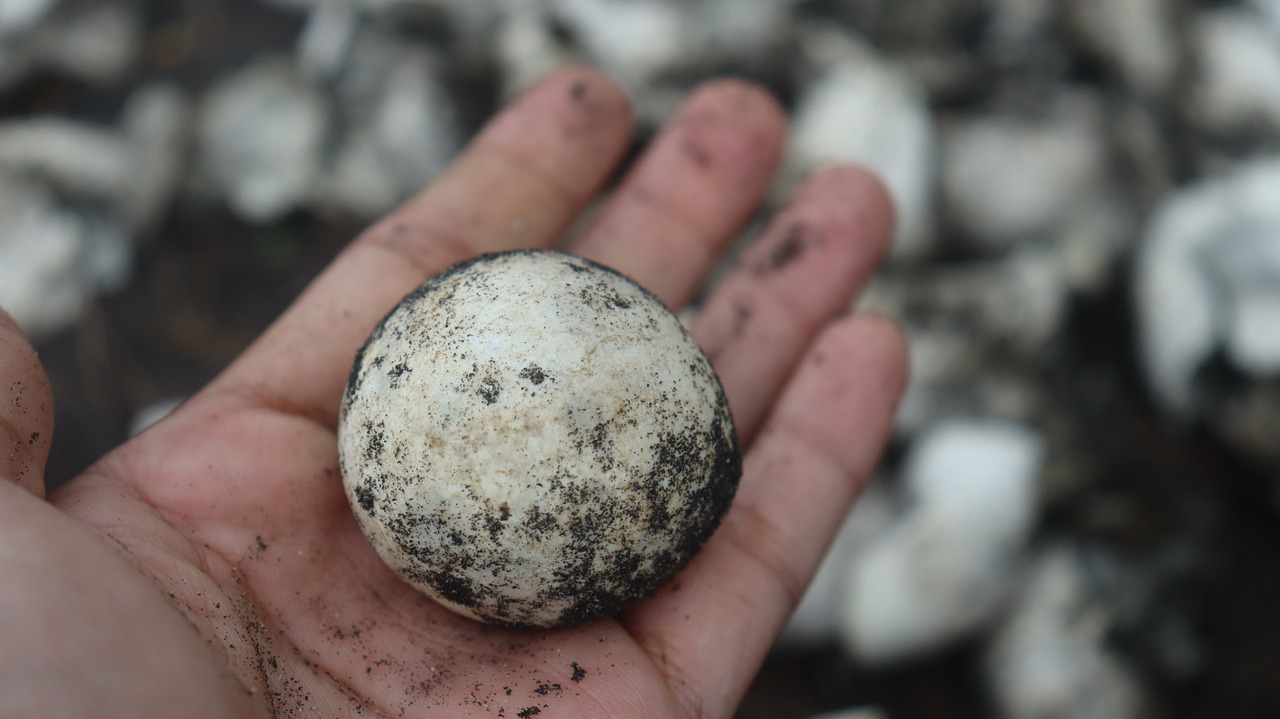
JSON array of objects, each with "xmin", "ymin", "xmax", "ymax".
[
  {"xmin": 478, "ymin": 65, "xmax": 635, "ymax": 197},
  {"xmin": 796, "ymin": 164, "xmax": 897, "ymax": 263},
  {"xmin": 837, "ymin": 311, "xmax": 909, "ymax": 367},
  {"xmin": 512, "ymin": 64, "xmax": 634, "ymax": 121},
  {"xmin": 805, "ymin": 162, "xmax": 891, "ymax": 196},
  {"xmin": 675, "ymin": 78, "xmax": 787, "ymax": 173},
  {"xmin": 817, "ymin": 311, "xmax": 911, "ymax": 397},
  {"xmin": 686, "ymin": 77, "xmax": 787, "ymax": 135},
  {"xmin": 545, "ymin": 64, "xmax": 635, "ymax": 122}
]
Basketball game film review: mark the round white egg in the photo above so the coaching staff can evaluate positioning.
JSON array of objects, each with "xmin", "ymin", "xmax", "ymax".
[{"xmin": 338, "ymin": 250, "xmax": 740, "ymax": 628}]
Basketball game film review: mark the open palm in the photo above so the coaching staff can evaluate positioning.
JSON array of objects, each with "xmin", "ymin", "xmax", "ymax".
[{"xmin": 1, "ymin": 68, "xmax": 905, "ymax": 718}]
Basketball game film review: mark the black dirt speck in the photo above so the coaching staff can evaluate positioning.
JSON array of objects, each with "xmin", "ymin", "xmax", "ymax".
[
  {"xmin": 519, "ymin": 365, "xmax": 548, "ymax": 385},
  {"xmin": 363, "ymin": 421, "xmax": 386, "ymax": 461},
  {"xmin": 356, "ymin": 485, "xmax": 376, "ymax": 515},
  {"xmin": 580, "ymin": 280, "xmax": 632, "ymax": 310},
  {"xmin": 681, "ymin": 137, "xmax": 712, "ymax": 169},
  {"xmin": 524, "ymin": 506, "xmax": 558, "ymax": 535},
  {"xmin": 432, "ymin": 572, "xmax": 478, "ymax": 608},
  {"xmin": 533, "ymin": 681, "xmax": 561, "ymax": 696},
  {"xmin": 388, "ymin": 361, "xmax": 411, "ymax": 387},
  {"xmin": 756, "ymin": 223, "xmax": 818, "ymax": 274},
  {"xmin": 478, "ymin": 376, "xmax": 501, "ymax": 404},
  {"xmin": 731, "ymin": 303, "xmax": 752, "ymax": 339}
]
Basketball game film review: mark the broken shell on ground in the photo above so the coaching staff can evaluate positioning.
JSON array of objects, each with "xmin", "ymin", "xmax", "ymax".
[{"xmin": 337, "ymin": 249, "xmax": 742, "ymax": 629}]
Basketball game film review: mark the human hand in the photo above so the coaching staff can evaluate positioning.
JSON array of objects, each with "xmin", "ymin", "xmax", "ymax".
[{"xmin": 0, "ymin": 68, "xmax": 905, "ymax": 718}]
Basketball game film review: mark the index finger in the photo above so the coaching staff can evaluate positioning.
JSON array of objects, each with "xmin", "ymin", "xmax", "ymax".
[{"xmin": 204, "ymin": 68, "xmax": 633, "ymax": 428}]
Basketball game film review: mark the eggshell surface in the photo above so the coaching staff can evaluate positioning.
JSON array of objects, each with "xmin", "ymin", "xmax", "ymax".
[{"xmin": 338, "ymin": 250, "xmax": 741, "ymax": 628}]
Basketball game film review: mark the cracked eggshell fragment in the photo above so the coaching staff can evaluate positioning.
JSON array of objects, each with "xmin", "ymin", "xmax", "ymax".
[
  {"xmin": 338, "ymin": 250, "xmax": 741, "ymax": 629},
  {"xmin": 1134, "ymin": 156, "xmax": 1280, "ymax": 418}
]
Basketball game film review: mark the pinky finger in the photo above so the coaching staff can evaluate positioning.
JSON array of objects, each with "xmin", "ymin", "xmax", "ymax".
[
  {"xmin": 620, "ymin": 314, "xmax": 908, "ymax": 719},
  {"xmin": 0, "ymin": 309, "xmax": 54, "ymax": 498}
]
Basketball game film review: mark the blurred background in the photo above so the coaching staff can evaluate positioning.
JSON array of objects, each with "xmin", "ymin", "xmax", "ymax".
[{"xmin": 2, "ymin": 0, "xmax": 1280, "ymax": 717}]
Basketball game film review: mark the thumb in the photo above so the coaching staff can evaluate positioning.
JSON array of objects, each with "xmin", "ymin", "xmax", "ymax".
[{"xmin": 0, "ymin": 308, "xmax": 53, "ymax": 497}]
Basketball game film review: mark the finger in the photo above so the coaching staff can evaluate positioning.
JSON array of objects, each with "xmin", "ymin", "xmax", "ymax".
[
  {"xmin": 693, "ymin": 166, "xmax": 894, "ymax": 442},
  {"xmin": 0, "ymin": 308, "xmax": 54, "ymax": 497},
  {"xmin": 207, "ymin": 67, "xmax": 633, "ymax": 428},
  {"xmin": 621, "ymin": 315, "xmax": 908, "ymax": 719},
  {"xmin": 570, "ymin": 80, "xmax": 785, "ymax": 308}
]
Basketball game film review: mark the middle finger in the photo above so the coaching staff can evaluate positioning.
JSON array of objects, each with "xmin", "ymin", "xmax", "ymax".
[
  {"xmin": 570, "ymin": 80, "xmax": 786, "ymax": 309},
  {"xmin": 693, "ymin": 166, "xmax": 895, "ymax": 442}
]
